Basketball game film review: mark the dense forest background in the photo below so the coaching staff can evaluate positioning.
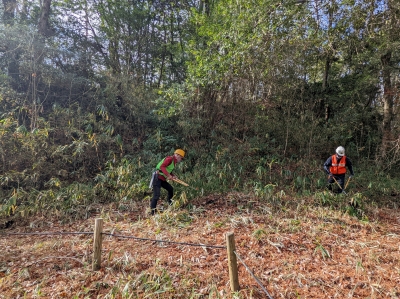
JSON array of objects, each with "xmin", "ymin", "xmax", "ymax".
[{"xmin": 0, "ymin": 0, "xmax": 399, "ymax": 218}]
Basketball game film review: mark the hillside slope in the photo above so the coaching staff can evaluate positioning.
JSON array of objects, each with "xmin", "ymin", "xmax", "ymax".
[{"xmin": 1, "ymin": 193, "xmax": 400, "ymax": 298}]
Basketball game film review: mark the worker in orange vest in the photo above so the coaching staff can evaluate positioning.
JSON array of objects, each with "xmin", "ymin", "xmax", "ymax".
[
  {"xmin": 323, "ymin": 146, "xmax": 354, "ymax": 193},
  {"xmin": 149, "ymin": 149, "xmax": 185, "ymax": 215}
]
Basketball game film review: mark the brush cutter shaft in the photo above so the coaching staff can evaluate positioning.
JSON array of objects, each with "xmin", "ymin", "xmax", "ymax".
[
  {"xmin": 331, "ymin": 175, "xmax": 347, "ymax": 194},
  {"xmin": 173, "ymin": 178, "xmax": 189, "ymax": 186},
  {"xmin": 344, "ymin": 177, "xmax": 351, "ymax": 190},
  {"xmin": 331, "ymin": 176, "xmax": 342, "ymax": 190}
]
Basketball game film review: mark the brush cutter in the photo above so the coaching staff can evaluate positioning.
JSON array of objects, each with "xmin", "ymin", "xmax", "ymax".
[
  {"xmin": 331, "ymin": 175, "xmax": 353, "ymax": 195},
  {"xmin": 172, "ymin": 177, "xmax": 189, "ymax": 186},
  {"xmin": 149, "ymin": 171, "xmax": 190, "ymax": 188},
  {"xmin": 331, "ymin": 175, "xmax": 346, "ymax": 194},
  {"xmin": 172, "ymin": 177, "xmax": 200, "ymax": 191}
]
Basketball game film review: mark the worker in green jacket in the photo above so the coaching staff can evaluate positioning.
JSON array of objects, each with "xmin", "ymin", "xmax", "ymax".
[{"xmin": 150, "ymin": 149, "xmax": 185, "ymax": 215}]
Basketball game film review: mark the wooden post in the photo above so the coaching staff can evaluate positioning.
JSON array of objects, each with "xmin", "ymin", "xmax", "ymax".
[
  {"xmin": 226, "ymin": 232, "xmax": 239, "ymax": 292},
  {"xmin": 92, "ymin": 218, "xmax": 103, "ymax": 271}
]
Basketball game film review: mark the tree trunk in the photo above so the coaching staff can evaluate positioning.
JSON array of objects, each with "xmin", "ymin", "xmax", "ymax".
[
  {"xmin": 380, "ymin": 51, "xmax": 394, "ymax": 158},
  {"xmin": 31, "ymin": 0, "xmax": 52, "ymax": 129},
  {"xmin": 38, "ymin": 0, "xmax": 53, "ymax": 37},
  {"xmin": 200, "ymin": 0, "xmax": 211, "ymax": 16},
  {"xmin": 322, "ymin": 0, "xmax": 334, "ymax": 122},
  {"xmin": 2, "ymin": 0, "xmax": 21, "ymax": 90}
]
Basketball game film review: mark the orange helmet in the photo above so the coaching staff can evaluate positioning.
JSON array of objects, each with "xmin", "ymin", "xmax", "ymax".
[{"xmin": 174, "ymin": 149, "xmax": 185, "ymax": 158}]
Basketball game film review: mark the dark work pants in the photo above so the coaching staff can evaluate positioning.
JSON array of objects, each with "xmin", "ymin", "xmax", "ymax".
[
  {"xmin": 327, "ymin": 174, "xmax": 345, "ymax": 193},
  {"xmin": 150, "ymin": 177, "xmax": 174, "ymax": 212}
]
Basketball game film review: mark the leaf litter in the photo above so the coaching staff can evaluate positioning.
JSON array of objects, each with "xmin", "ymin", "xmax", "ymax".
[{"xmin": 0, "ymin": 192, "xmax": 399, "ymax": 298}]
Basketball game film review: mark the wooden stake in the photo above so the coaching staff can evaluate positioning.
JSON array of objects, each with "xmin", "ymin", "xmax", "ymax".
[
  {"xmin": 92, "ymin": 218, "xmax": 103, "ymax": 271},
  {"xmin": 226, "ymin": 232, "xmax": 239, "ymax": 292}
]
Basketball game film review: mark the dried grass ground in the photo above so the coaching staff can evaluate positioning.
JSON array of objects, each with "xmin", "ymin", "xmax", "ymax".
[{"xmin": 1, "ymin": 192, "xmax": 400, "ymax": 299}]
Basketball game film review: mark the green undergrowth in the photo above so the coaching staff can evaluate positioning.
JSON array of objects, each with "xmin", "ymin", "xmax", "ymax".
[{"xmin": 1, "ymin": 154, "xmax": 399, "ymax": 222}]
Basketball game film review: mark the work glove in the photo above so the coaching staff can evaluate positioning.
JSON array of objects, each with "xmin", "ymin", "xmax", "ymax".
[{"xmin": 349, "ymin": 174, "xmax": 354, "ymax": 179}]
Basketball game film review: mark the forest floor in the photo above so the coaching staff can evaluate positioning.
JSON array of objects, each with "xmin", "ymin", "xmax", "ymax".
[{"xmin": 1, "ymin": 192, "xmax": 400, "ymax": 299}]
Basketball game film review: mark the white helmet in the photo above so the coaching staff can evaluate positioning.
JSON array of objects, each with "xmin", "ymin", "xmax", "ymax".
[{"xmin": 336, "ymin": 146, "xmax": 345, "ymax": 156}]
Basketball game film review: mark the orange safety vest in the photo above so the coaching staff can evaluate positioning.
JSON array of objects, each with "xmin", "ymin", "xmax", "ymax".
[{"xmin": 330, "ymin": 155, "xmax": 347, "ymax": 175}]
